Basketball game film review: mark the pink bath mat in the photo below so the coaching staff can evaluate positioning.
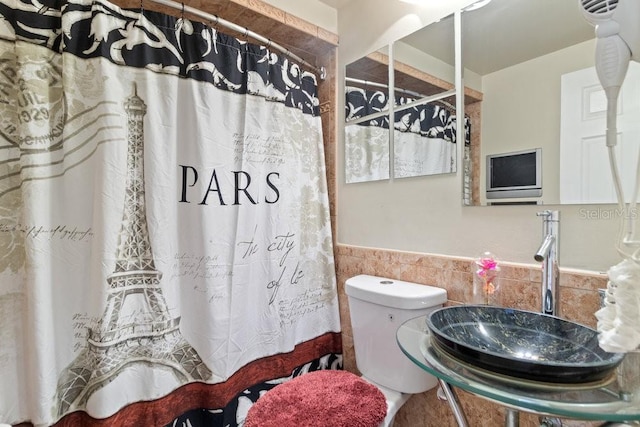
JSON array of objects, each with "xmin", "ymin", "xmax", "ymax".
[{"xmin": 244, "ymin": 370, "xmax": 387, "ymax": 427}]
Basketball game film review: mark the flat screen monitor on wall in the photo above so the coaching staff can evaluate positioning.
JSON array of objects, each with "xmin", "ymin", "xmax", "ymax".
[{"xmin": 486, "ymin": 148, "xmax": 542, "ymax": 199}]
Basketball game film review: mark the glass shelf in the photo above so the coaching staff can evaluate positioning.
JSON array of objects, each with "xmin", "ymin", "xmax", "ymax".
[{"xmin": 396, "ymin": 315, "xmax": 640, "ymax": 422}]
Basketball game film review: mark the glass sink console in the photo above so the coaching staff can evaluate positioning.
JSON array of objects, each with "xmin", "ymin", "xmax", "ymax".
[{"xmin": 397, "ymin": 315, "xmax": 640, "ymax": 424}]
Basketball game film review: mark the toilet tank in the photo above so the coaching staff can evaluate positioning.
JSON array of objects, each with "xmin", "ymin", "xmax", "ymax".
[{"xmin": 345, "ymin": 275, "xmax": 447, "ymax": 394}]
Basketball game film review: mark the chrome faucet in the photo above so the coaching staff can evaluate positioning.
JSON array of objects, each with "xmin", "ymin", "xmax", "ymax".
[{"xmin": 535, "ymin": 210, "xmax": 560, "ymax": 316}]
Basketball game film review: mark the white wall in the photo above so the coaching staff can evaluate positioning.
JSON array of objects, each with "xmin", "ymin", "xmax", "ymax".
[{"xmin": 335, "ymin": 0, "xmax": 620, "ymax": 272}]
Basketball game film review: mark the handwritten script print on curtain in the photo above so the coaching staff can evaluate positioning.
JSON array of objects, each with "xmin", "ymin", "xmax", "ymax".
[{"xmin": 0, "ymin": 0, "xmax": 341, "ymax": 425}]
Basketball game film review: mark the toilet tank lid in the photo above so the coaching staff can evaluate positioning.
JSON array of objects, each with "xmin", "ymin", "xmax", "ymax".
[{"xmin": 345, "ymin": 275, "xmax": 447, "ymax": 309}]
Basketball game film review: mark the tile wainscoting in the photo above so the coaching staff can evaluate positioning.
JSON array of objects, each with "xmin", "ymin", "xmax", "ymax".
[{"xmin": 335, "ymin": 243, "xmax": 607, "ymax": 427}]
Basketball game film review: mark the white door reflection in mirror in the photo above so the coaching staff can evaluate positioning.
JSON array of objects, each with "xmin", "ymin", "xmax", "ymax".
[{"xmin": 560, "ymin": 63, "xmax": 640, "ymax": 204}]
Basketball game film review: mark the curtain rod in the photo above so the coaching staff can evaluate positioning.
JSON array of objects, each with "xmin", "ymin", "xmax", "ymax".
[{"xmin": 146, "ymin": 0, "xmax": 326, "ymax": 80}]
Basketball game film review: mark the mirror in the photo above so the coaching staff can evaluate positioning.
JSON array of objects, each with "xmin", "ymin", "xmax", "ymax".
[
  {"xmin": 344, "ymin": 13, "xmax": 470, "ymax": 183},
  {"xmin": 462, "ymin": 0, "xmax": 640, "ymax": 206},
  {"xmin": 345, "ymin": 46, "xmax": 391, "ymax": 183},
  {"xmin": 393, "ymin": 13, "xmax": 459, "ymax": 179}
]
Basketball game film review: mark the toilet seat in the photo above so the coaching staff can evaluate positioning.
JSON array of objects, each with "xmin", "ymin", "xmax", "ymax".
[{"xmin": 244, "ymin": 370, "xmax": 387, "ymax": 427}]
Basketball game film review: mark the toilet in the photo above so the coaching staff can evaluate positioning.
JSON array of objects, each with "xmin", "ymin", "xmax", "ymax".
[
  {"xmin": 244, "ymin": 274, "xmax": 447, "ymax": 427},
  {"xmin": 346, "ymin": 274, "xmax": 447, "ymax": 426}
]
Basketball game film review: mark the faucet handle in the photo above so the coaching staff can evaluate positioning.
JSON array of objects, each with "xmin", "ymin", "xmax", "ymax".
[{"xmin": 537, "ymin": 210, "xmax": 560, "ymax": 221}]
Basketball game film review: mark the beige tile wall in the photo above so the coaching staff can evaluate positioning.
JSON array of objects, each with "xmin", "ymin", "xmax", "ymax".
[{"xmin": 335, "ymin": 244, "xmax": 607, "ymax": 427}]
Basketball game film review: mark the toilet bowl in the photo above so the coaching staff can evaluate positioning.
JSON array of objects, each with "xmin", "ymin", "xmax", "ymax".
[
  {"xmin": 361, "ymin": 377, "xmax": 411, "ymax": 427},
  {"xmin": 244, "ymin": 275, "xmax": 447, "ymax": 427}
]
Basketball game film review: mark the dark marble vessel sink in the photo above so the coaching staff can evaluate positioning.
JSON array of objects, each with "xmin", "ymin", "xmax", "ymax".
[{"xmin": 427, "ymin": 306, "xmax": 624, "ymax": 384}]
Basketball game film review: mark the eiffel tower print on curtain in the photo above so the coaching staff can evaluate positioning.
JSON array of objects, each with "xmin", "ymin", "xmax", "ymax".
[{"xmin": 55, "ymin": 86, "xmax": 212, "ymax": 417}]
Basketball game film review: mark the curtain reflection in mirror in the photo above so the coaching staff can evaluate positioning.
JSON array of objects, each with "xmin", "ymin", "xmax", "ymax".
[
  {"xmin": 345, "ymin": 86, "xmax": 391, "ymax": 183},
  {"xmin": 345, "ymin": 86, "xmax": 470, "ymax": 183},
  {"xmin": 394, "ymin": 98, "xmax": 460, "ymax": 178}
]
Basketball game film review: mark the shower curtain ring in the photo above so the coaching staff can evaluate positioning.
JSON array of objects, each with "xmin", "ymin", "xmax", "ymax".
[
  {"xmin": 180, "ymin": 2, "xmax": 185, "ymax": 18},
  {"xmin": 211, "ymin": 15, "xmax": 220, "ymax": 30}
]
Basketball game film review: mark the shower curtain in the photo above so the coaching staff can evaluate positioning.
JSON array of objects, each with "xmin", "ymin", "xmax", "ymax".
[{"xmin": 0, "ymin": 1, "xmax": 341, "ymax": 426}]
